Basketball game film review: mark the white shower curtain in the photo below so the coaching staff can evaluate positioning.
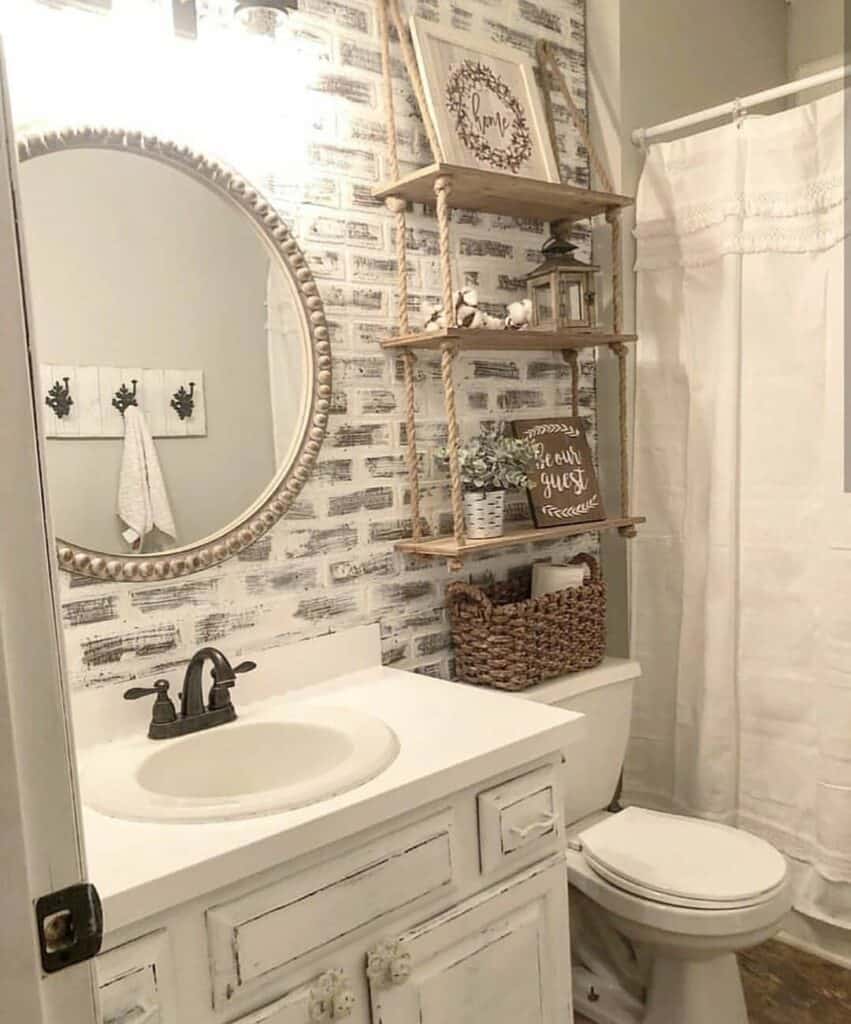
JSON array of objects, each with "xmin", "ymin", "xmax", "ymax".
[{"xmin": 628, "ymin": 91, "xmax": 850, "ymax": 929}]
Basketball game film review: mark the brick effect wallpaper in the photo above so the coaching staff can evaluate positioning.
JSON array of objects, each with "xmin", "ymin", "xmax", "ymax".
[{"xmin": 44, "ymin": 0, "xmax": 599, "ymax": 689}]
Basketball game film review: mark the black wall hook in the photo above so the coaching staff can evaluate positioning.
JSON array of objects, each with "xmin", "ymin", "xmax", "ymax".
[
  {"xmin": 112, "ymin": 380, "xmax": 139, "ymax": 415},
  {"xmin": 45, "ymin": 377, "xmax": 73, "ymax": 419},
  {"xmin": 170, "ymin": 381, "xmax": 195, "ymax": 420}
]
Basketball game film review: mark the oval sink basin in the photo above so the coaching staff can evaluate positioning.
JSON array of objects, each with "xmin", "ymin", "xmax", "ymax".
[{"xmin": 80, "ymin": 704, "xmax": 399, "ymax": 823}]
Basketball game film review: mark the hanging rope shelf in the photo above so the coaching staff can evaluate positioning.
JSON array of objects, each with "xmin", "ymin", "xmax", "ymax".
[{"xmin": 376, "ymin": 4, "xmax": 644, "ymax": 567}]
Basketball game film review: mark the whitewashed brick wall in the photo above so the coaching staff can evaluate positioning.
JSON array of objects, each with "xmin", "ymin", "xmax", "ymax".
[{"xmin": 37, "ymin": 0, "xmax": 600, "ymax": 689}]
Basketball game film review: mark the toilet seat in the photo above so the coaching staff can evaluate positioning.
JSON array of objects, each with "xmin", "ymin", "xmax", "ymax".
[{"xmin": 578, "ymin": 807, "xmax": 788, "ymax": 911}]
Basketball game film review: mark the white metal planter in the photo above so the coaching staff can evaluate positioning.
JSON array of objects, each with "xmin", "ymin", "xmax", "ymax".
[{"xmin": 463, "ymin": 490, "xmax": 506, "ymax": 539}]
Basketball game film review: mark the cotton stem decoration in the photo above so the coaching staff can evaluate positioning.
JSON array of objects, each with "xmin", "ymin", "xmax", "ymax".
[
  {"xmin": 424, "ymin": 287, "xmax": 505, "ymax": 332},
  {"xmin": 505, "ymin": 298, "xmax": 532, "ymax": 329},
  {"xmin": 424, "ymin": 288, "xmax": 532, "ymax": 332}
]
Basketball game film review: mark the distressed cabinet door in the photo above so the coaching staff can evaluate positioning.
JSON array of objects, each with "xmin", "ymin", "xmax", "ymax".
[{"xmin": 367, "ymin": 856, "xmax": 570, "ymax": 1024}]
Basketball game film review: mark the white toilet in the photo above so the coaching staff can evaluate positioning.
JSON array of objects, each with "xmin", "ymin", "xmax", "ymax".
[{"xmin": 520, "ymin": 662, "xmax": 793, "ymax": 1024}]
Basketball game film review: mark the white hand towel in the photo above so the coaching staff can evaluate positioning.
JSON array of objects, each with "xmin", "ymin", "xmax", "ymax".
[{"xmin": 118, "ymin": 405, "xmax": 176, "ymax": 550}]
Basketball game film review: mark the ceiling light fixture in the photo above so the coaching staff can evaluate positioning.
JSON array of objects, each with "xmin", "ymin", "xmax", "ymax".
[{"xmin": 233, "ymin": 0, "xmax": 297, "ymax": 36}]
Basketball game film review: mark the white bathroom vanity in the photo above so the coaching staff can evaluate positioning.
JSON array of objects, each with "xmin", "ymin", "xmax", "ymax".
[{"xmin": 75, "ymin": 627, "xmax": 585, "ymax": 1024}]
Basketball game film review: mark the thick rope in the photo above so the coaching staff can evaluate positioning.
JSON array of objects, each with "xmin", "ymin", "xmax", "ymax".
[
  {"xmin": 538, "ymin": 36, "xmax": 634, "ymax": 540},
  {"xmin": 378, "ymin": 0, "xmax": 400, "ymax": 180},
  {"xmin": 535, "ymin": 39, "xmax": 614, "ymax": 194},
  {"xmin": 378, "ymin": 0, "xmax": 408, "ymax": 330},
  {"xmin": 564, "ymin": 349, "xmax": 580, "ymax": 417},
  {"xmin": 378, "ymin": 0, "xmax": 411, "ymax": 334},
  {"xmin": 434, "ymin": 175, "xmax": 456, "ymax": 325},
  {"xmin": 390, "ymin": 200, "xmax": 411, "ymax": 335},
  {"xmin": 433, "ymin": 174, "xmax": 465, "ymax": 547},
  {"xmin": 441, "ymin": 341, "xmax": 466, "ymax": 550},
  {"xmin": 536, "ymin": 38, "xmax": 624, "ymax": 340},
  {"xmin": 392, "ymin": 208, "xmax": 422, "ymax": 538},
  {"xmin": 539, "ymin": 56, "xmax": 561, "ymax": 172},
  {"xmin": 394, "ymin": 213, "xmax": 421, "ymax": 541},
  {"xmin": 388, "ymin": 0, "xmax": 444, "ymax": 162},
  {"xmin": 402, "ymin": 352, "xmax": 423, "ymax": 538},
  {"xmin": 607, "ymin": 209, "xmax": 623, "ymax": 334},
  {"xmin": 610, "ymin": 342, "xmax": 635, "ymax": 536},
  {"xmin": 379, "ymin": 0, "xmax": 422, "ymax": 539}
]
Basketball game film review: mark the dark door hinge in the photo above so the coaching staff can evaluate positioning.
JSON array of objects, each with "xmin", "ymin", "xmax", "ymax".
[{"xmin": 36, "ymin": 882, "xmax": 103, "ymax": 974}]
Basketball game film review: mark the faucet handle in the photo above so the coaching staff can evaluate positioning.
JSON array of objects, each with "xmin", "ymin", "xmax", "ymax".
[
  {"xmin": 211, "ymin": 660, "xmax": 256, "ymax": 684},
  {"xmin": 123, "ymin": 680, "xmax": 178, "ymax": 726},
  {"xmin": 124, "ymin": 679, "xmax": 170, "ymax": 700},
  {"xmin": 208, "ymin": 661, "xmax": 256, "ymax": 711}
]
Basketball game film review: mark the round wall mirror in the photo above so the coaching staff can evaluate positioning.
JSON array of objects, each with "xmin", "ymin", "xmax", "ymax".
[{"xmin": 17, "ymin": 129, "xmax": 331, "ymax": 582}]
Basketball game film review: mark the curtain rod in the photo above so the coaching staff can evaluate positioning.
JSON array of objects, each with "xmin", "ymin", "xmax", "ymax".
[{"xmin": 632, "ymin": 64, "xmax": 849, "ymax": 147}]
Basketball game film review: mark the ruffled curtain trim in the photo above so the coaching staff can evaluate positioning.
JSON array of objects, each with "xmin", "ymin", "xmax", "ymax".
[
  {"xmin": 635, "ymin": 197, "xmax": 847, "ymax": 271},
  {"xmin": 636, "ymin": 175, "xmax": 846, "ymax": 241}
]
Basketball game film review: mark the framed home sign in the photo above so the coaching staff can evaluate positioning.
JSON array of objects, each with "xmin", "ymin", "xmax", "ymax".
[
  {"xmin": 410, "ymin": 18, "xmax": 560, "ymax": 183},
  {"xmin": 512, "ymin": 417, "xmax": 605, "ymax": 528}
]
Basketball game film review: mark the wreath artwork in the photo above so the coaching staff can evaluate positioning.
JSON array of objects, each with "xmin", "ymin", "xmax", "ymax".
[{"xmin": 445, "ymin": 60, "xmax": 533, "ymax": 174}]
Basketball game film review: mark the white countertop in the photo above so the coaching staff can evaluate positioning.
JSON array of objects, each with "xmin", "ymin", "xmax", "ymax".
[{"xmin": 82, "ymin": 666, "xmax": 585, "ymax": 933}]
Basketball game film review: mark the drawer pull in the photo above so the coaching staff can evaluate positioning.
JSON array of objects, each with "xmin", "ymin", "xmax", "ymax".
[
  {"xmin": 308, "ymin": 968, "xmax": 356, "ymax": 1021},
  {"xmin": 478, "ymin": 767, "xmax": 560, "ymax": 872},
  {"xmin": 509, "ymin": 813, "xmax": 559, "ymax": 843}
]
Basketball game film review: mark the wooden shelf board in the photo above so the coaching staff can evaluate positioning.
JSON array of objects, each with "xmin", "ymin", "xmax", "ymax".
[
  {"xmin": 397, "ymin": 517, "xmax": 646, "ymax": 558},
  {"xmin": 373, "ymin": 163, "xmax": 634, "ymax": 223},
  {"xmin": 381, "ymin": 328, "xmax": 638, "ymax": 353}
]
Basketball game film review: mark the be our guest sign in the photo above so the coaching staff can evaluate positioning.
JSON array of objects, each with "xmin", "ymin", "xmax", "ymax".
[{"xmin": 511, "ymin": 417, "xmax": 605, "ymax": 528}]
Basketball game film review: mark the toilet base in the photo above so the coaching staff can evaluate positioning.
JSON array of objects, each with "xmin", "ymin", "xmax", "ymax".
[{"xmin": 644, "ymin": 952, "xmax": 747, "ymax": 1024}]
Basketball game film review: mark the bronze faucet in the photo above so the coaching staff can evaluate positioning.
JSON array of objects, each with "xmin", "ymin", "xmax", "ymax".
[{"xmin": 124, "ymin": 646, "xmax": 256, "ymax": 740}]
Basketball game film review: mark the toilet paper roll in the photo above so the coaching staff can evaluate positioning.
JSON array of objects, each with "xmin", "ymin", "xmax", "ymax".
[{"xmin": 531, "ymin": 562, "xmax": 587, "ymax": 599}]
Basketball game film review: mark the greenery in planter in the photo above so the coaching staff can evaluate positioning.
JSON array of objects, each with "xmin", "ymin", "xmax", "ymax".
[{"xmin": 436, "ymin": 428, "xmax": 536, "ymax": 493}]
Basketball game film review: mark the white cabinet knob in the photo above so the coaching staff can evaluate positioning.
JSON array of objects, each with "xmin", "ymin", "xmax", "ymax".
[
  {"xmin": 367, "ymin": 937, "xmax": 413, "ymax": 989},
  {"xmin": 308, "ymin": 968, "xmax": 356, "ymax": 1021}
]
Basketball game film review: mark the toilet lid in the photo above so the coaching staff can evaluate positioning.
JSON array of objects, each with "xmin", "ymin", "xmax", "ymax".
[{"xmin": 579, "ymin": 808, "xmax": 788, "ymax": 910}]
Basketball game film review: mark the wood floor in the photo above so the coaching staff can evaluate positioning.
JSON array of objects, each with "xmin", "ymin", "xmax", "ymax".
[
  {"xmin": 575, "ymin": 940, "xmax": 851, "ymax": 1023},
  {"xmin": 738, "ymin": 940, "xmax": 851, "ymax": 1023}
]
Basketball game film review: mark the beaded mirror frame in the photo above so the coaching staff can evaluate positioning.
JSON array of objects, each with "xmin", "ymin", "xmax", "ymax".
[{"xmin": 18, "ymin": 127, "xmax": 332, "ymax": 582}]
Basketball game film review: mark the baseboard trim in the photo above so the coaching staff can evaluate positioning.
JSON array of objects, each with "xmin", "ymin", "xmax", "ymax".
[{"xmin": 777, "ymin": 927, "xmax": 851, "ymax": 971}]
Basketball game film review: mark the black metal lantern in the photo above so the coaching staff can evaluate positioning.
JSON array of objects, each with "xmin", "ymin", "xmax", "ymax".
[{"xmin": 526, "ymin": 224, "xmax": 599, "ymax": 333}]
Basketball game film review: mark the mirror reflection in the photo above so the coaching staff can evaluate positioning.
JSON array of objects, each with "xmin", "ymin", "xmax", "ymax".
[{"xmin": 20, "ymin": 147, "xmax": 309, "ymax": 556}]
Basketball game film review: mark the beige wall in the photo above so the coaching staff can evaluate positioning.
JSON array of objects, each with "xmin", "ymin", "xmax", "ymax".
[
  {"xmin": 787, "ymin": 0, "xmax": 845, "ymax": 76},
  {"xmin": 619, "ymin": 0, "xmax": 789, "ymax": 192},
  {"xmin": 588, "ymin": 0, "xmax": 789, "ymax": 654}
]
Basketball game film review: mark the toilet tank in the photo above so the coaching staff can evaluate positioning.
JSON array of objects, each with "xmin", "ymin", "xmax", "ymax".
[{"xmin": 519, "ymin": 660, "xmax": 641, "ymax": 827}]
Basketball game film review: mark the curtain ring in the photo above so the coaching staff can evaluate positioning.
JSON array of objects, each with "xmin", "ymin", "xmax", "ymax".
[
  {"xmin": 732, "ymin": 97, "xmax": 747, "ymax": 128},
  {"xmin": 636, "ymin": 127, "xmax": 649, "ymax": 153}
]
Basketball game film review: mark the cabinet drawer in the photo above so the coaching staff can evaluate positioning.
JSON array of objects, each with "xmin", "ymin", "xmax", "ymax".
[
  {"xmin": 478, "ymin": 766, "xmax": 560, "ymax": 873},
  {"xmin": 207, "ymin": 810, "xmax": 455, "ymax": 1007},
  {"xmin": 96, "ymin": 930, "xmax": 177, "ymax": 1024}
]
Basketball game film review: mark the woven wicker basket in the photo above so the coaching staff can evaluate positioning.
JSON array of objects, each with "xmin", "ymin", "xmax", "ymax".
[{"xmin": 446, "ymin": 554, "xmax": 606, "ymax": 689}]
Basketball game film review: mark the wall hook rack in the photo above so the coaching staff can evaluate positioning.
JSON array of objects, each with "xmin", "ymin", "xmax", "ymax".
[
  {"xmin": 170, "ymin": 381, "xmax": 195, "ymax": 421},
  {"xmin": 112, "ymin": 380, "xmax": 139, "ymax": 415},
  {"xmin": 45, "ymin": 377, "xmax": 73, "ymax": 419}
]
